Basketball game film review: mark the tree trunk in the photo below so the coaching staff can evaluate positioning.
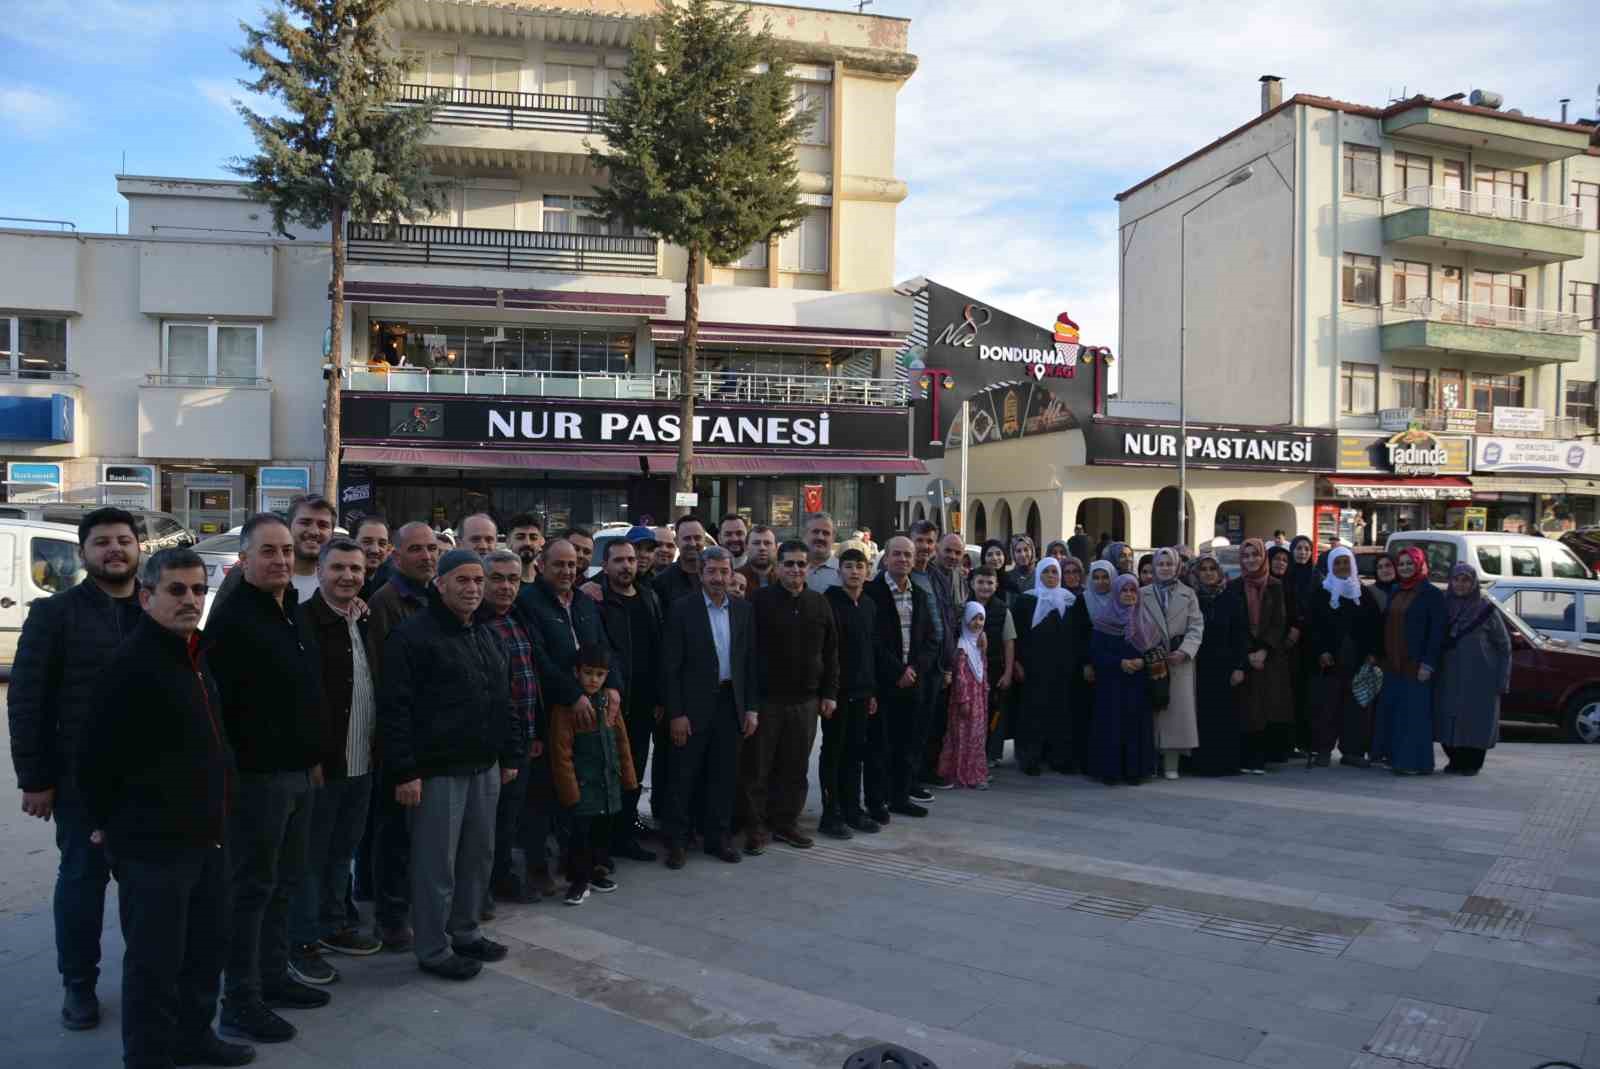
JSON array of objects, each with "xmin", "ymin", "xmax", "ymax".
[
  {"xmin": 324, "ymin": 202, "xmax": 345, "ymax": 504},
  {"xmin": 674, "ymin": 243, "xmax": 701, "ymax": 514}
]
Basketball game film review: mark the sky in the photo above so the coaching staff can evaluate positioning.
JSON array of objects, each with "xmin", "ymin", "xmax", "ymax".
[{"xmin": 3, "ymin": 0, "xmax": 1598, "ymax": 355}]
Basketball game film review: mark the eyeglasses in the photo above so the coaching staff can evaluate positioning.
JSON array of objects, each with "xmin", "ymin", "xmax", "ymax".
[
  {"xmin": 163, "ymin": 583, "xmax": 209, "ymax": 597},
  {"xmin": 779, "ymin": 560, "xmax": 808, "ymax": 569}
]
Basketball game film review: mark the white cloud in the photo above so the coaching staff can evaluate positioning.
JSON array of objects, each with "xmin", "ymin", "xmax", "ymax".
[
  {"xmin": 0, "ymin": 84, "xmax": 72, "ymax": 138},
  {"xmin": 195, "ymin": 77, "xmax": 241, "ymax": 118}
]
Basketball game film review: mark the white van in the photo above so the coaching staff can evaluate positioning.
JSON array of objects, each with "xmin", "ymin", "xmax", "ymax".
[
  {"xmin": 1385, "ymin": 531, "xmax": 1592, "ymax": 584},
  {"xmin": 0, "ymin": 520, "xmax": 84, "ymax": 675}
]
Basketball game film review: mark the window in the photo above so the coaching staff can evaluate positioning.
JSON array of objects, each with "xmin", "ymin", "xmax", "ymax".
[
  {"xmin": 1512, "ymin": 589, "xmax": 1573, "ymax": 631},
  {"xmin": 1471, "ymin": 269, "xmax": 1525, "ymax": 321},
  {"xmin": 31, "ymin": 537, "xmax": 83, "ymax": 594},
  {"xmin": 1571, "ymin": 180, "xmax": 1599, "ymax": 230},
  {"xmin": 1471, "ymin": 372, "xmax": 1524, "ymax": 412},
  {"xmin": 1342, "ymin": 145, "xmax": 1379, "ymax": 196},
  {"xmin": 1552, "ymin": 548, "xmax": 1589, "ymax": 581},
  {"xmin": 466, "ymin": 55, "xmax": 518, "ymax": 92},
  {"xmin": 161, "ymin": 322, "xmax": 262, "ymax": 383},
  {"xmin": 1394, "ymin": 152, "xmax": 1431, "ymax": 204},
  {"xmin": 545, "ymin": 62, "xmax": 595, "ymax": 98},
  {"xmin": 791, "ymin": 80, "xmax": 830, "ymax": 146},
  {"xmin": 731, "ymin": 241, "xmax": 768, "ymax": 269},
  {"xmin": 539, "ymin": 194, "xmax": 630, "ymax": 236},
  {"xmin": 1437, "ymin": 368, "xmax": 1466, "ymax": 409},
  {"xmin": 0, "ymin": 315, "xmax": 69, "ymax": 378},
  {"xmin": 1571, "ymin": 281, "xmax": 1598, "ymax": 330},
  {"xmin": 1392, "ymin": 260, "xmax": 1430, "ymax": 305},
  {"xmin": 1341, "ymin": 253, "xmax": 1378, "ymax": 305},
  {"xmin": 1413, "ymin": 539, "xmax": 1457, "ymax": 575},
  {"xmin": 1340, "ymin": 361, "xmax": 1378, "ymax": 415},
  {"xmin": 402, "ymin": 49, "xmax": 456, "ymax": 88},
  {"xmin": 1510, "ymin": 548, "xmax": 1540, "ymax": 578},
  {"xmin": 1441, "ymin": 160, "xmax": 1467, "ymax": 210},
  {"xmin": 1474, "ymin": 166, "xmax": 1529, "ymax": 218},
  {"xmin": 778, "ymin": 207, "xmax": 830, "ymax": 274},
  {"xmin": 1393, "ymin": 366, "xmax": 1430, "ymax": 410},
  {"xmin": 1567, "ymin": 380, "xmax": 1598, "ymax": 431},
  {"xmin": 1475, "ymin": 546, "xmax": 1502, "ymax": 574},
  {"xmin": 1585, "ymin": 595, "xmax": 1600, "ymax": 638}
]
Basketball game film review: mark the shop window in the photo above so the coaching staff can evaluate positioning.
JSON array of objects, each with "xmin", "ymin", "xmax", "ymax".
[
  {"xmin": 374, "ymin": 320, "xmax": 631, "ymax": 377},
  {"xmin": 1341, "ymin": 254, "xmax": 1378, "ymax": 305},
  {"xmin": 1571, "ymin": 282, "xmax": 1598, "ymax": 331},
  {"xmin": 1392, "ymin": 260, "xmax": 1429, "ymax": 305},
  {"xmin": 1, "ymin": 315, "xmax": 69, "ymax": 378},
  {"xmin": 1393, "ymin": 367, "xmax": 1430, "ymax": 410},
  {"xmin": 779, "ymin": 208, "xmax": 830, "ymax": 274},
  {"xmin": 1471, "ymin": 372, "xmax": 1524, "ymax": 413},
  {"xmin": 161, "ymin": 322, "xmax": 261, "ymax": 384},
  {"xmin": 1339, "ymin": 362, "xmax": 1377, "ymax": 415},
  {"xmin": 1509, "ymin": 547, "xmax": 1540, "ymax": 577},
  {"xmin": 1393, "ymin": 152, "xmax": 1431, "ymax": 204},
  {"xmin": 791, "ymin": 80, "xmax": 830, "ymax": 146},
  {"xmin": 1342, "ymin": 145, "xmax": 1379, "ymax": 197},
  {"xmin": 1475, "ymin": 545, "xmax": 1502, "ymax": 574},
  {"xmin": 1567, "ymin": 381, "xmax": 1597, "ymax": 431},
  {"xmin": 31, "ymin": 536, "xmax": 82, "ymax": 593},
  {"xmin": 1574, "ymin": 181, "xmax": 1600, "ymax": 231}
]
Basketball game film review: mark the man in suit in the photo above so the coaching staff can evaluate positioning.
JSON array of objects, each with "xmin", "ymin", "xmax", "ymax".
[
  {"xmin": 659, "ymin": 546, "xmax": 756, "ymax": 869},
  {"xmin": 863, "ymin": 536, "xmax": 939, "ymax": 821}
]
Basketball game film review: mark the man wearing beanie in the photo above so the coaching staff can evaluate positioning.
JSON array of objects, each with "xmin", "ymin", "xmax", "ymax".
[{"xmin": 379, "ymin": 549, "xmax": 524, "ymax": 981}]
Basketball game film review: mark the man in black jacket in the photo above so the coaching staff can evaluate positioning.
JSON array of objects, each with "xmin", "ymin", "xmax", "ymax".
[
  {"xmin": 7, "ymin": 506, "xmax": 142, "ymax": 1030},
  {"xmin": 821, "ymin": 548, "xmax": 885, "ymax": 839},
  {"xmin": 659, "ymin": 547, "xmax": 756, "ymax": 869},
  {"xmin": 518, "ymin": 539, "xmax": 620, "ymax": 726},
  {"xmin": 203, "ymin": 513, "xmax": 327, "ymax": 1043},
  {"xmin": 651, "ymin": 514, "xmax": 707, "ymax": 607},
  {"xmin": 380, "ymin": 550, "xmax": 524, "ymax": 981},
  {"xmin": 594, "ymin": 535, "xmax": 663, "ymax": 863},
  {"xmin": 864, "ymin": 536, "xmax": 939, "ymax": 821},
  {"xmin": 79, "ymin": 548, "xmax": 253, "ymax": 1069}
]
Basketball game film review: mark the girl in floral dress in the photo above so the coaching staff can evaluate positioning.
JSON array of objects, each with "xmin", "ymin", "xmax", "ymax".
[{"xmin": 939, "ymin": 602, "xmax": 991, "ymax": 789}]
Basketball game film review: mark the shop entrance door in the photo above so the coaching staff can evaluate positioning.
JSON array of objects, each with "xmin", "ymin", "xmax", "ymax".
[{"xmin": 187, "ymin": 488, "xmax": 234, "ymax": 536}]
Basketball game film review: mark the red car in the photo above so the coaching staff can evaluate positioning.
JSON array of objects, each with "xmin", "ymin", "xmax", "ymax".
[{"xmin": 1497, "ymin": 601, "xmax": 1600, "ymax": 743}]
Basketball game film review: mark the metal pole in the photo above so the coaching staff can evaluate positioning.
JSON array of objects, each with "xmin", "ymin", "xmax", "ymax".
[{"xmin": 959, "ymin": 399, "xmax": 970, "ymax": 544}]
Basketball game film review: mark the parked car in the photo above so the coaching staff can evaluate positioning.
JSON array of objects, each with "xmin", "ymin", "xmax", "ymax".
[
  {"xmin": 1560, "ymin": 528, "xmax": 1600, "ymax": 573},
  {"xmin": 1385, "ymin": 531, "xmax": 1592, "ymax": 584},
  {"xmin": 193, "ymin": 532, "xmax": 243, "ymax": 588},
  {"xmin": 1495, "ymin": 599, "xmax": 1600, "ymax": 743},
  {"xmin": 0, "ymin": 503, "xmax": 195, "ymax": 555},
  {"xmin": 0, "ymin": 520, "xmax": 84, "ymax": 676},
  {"xmin": 1485, "ymin": 577, "xmax": 1600, "ymax": 649}
]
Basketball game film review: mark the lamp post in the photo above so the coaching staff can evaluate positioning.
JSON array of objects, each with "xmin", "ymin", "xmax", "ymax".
[{"xmin": 1178, "ymin": 166, "xmax": 1254, "ymax": 549}]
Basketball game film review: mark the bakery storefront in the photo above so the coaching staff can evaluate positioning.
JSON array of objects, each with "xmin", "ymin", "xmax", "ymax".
[
  {"xmin": 1472, "ymin": 436, "xmax": 1600, "ymax": 534},
  {"xmin": 1317, "ymin": 430, "xmax": 1473, "ymax": 546},
  {"xmin": 337, "ymin": 393, "xmax": 921, "ymax": 538}
]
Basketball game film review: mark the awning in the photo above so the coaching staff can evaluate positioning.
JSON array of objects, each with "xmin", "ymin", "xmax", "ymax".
[
  {"xmin": 691, "ymin": 455, "xmax": 926, "ymax": 475},
  {"xmin": 649, "ymin": 322, "xmax": 907, "ymax": 350},
  {"xmin": 1321, "ymin": 476, "xmax": 1473, "ymax": 501},
  {"xmin": 342, "ymin": 281, "xmax": 665, "ymax": 316},
  {"xmin": 342, "ymin": 445, "xmax": 925, "ymax": 477}
]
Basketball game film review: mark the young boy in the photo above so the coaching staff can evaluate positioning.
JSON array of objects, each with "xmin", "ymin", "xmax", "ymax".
[{"xmin": 549, "ymin": 644, "xmax": 637, "ymax": 905}]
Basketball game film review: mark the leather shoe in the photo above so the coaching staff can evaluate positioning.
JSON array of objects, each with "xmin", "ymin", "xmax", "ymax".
[
  {"xmin": 844, "ymin": 815, "xmax": 881, "ymax": 834},
  {"xmin": 419, "ymin": 955, "xmax": 482, "ymax": 981},
  {"xmin": 61, "ymin": 987, "xmax": 99, "ymax": 1031},
  {"xmin": 773, "ymin": 826, "xmax": 815, "ymax": 849},
  {"xmin": 665, "ymin": 846, "xmax": 687, "ymax": 870},
  {"xmin": 262, "ymin": 978, "xmax": 330, "ymax": 1009},
  {"xmin": 706, "ymin": 845, "xmax": 742, "ymax": 864},
  {"xmin": 612, "ymin": 840, "xmax": 657, "ymax": 863},
  {"xmin": 744, "ymin": 833, "xmax": 769, "ymax": 856},
  {"xmin": 888, "ymin": 801, "xmax": 928, "ymax": 818},
  {"xmin": 867, "ymin": 806, "xmax": 891, "ymax": 825},
  {"xmin": 377, "ymin": 925, "xmax": 413, "ymax": 952},
  {"xmin": 818, "ymin": 818, "xmax": 853, "ymax": 840},
  {"xmin": 174, "ymin": 1032, "xmax": 257, "ymax": 1066}
]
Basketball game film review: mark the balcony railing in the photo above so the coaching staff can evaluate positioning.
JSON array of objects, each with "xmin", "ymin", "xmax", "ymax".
[
  {"xmin": 346, "ymin": 221, "xmax": 659, "ymax": 277},
  {"xmin": 0, "ymin": 370, "xmax": 79, "ymax": 383},
  {"xmin": 1384, "ymin": 186, "xmax": 1583, "ymax": 229},
  {"xmin": 392, "ymin": 83, "xmax": 605, "ymax": 134},
  {"xmin": 144, "ymin": 373, "xmax": 271, "ymax": 387},
  {"xmin": 344, "ymin": 366, "xmax": 910, "ymax": 407},
  {"xmin": 1386, "ymin": 296, "xmax": 1582, "ymax": 335},
  {"xmin": 1375, "ymin": 407, "xmax": 1586, "ymax": 439}
]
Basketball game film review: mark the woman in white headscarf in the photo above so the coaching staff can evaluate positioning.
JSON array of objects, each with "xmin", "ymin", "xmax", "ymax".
[
  {"xmin": 1306, "ymin": 546, "xmax": 1382, "ymax": 768},
  {"xmin": 1010, "ymin": 557, "xmax": 1079, "ymax": 776},
  {"xmin": 938, "ymin": 602, "xmax": 992, "ymax": 789},
  {"xmin": 1137, "ymin": 548, "xmax": 1205, "ymax": 780}
]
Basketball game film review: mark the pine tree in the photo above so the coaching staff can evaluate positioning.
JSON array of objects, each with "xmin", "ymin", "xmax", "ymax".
[
  {"xmin": 229, "ymin": 0, "xmax": 446, "ymax": 502},
  {"xmin": 591, "ymin": 0, "xmax": 812, "ymax": 503}
]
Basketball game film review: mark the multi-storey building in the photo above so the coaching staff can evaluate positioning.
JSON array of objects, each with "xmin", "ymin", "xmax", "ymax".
[{"xmin": 0, "ymin": 0, "xmax": 923, "ymax": 540}]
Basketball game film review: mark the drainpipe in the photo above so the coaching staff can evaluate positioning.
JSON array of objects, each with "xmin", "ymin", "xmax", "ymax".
[{"xmin": 1330, "ymin": 115, "xmax": 1342, "ymax": 435}]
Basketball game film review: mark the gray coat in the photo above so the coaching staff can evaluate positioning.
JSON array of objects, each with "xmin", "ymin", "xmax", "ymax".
[
  {"xmin": 1433, "ymin": 604, "xmax": 1512, "ymax": 750},
  {"xmin": 1138, "ymin": 582, "xmax": 1205, "ymax": 751}
]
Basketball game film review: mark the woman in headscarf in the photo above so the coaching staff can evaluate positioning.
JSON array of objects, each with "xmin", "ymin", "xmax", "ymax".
[
  {"xmin": 1102, "ymin": 542, "xmax": 1135, "ymax": 576},
  {"xmin": 1376, "ymin": 546, "xmax": 1446, "ymax": 775},
  {"xmin": 1368, "ymin": 552, "xmax": 1400, "ymax": 763},
  {"xmin": 1060, "ymin": 557, "xmax": 1095, "ymax": 771},
  {"xmin": 1044, "ymin": 539, "xmax": 1071, "ymax": 567},
  {"xmin": 1284, "ymin": 536, "xmax": 1321, "ymax": 757},
  {"xmin": 1010, "ymin": 557, "xmax": 1078, "ymax": 775},
  {"xmin": 1003, "ymin": 535, "xmax": 1037, "ymax": 596},
  {"xmin": 1306, "ymin": 546, "xmax": 1381, "ymax": 769},
  {"xmin": 1136, "ymin": 554, "xmax": 1155, "ymax": 587},
  {"xmin": 1370, "ymin": 554, "xmax": 1399, "ymax": 611},
  {"xmin": 1433, "ymin": 563, "xmax": 1511, "ymax": 776},
  {"xmin": 971, "ymin": 566, "xmax": 1017, "ymax": 769},
  {"xmin": 1228, "ymin": 538, "xmax": 1293, "ymax": 774},
  {"xmin": 1087, "ymin": 574, "xmax": 1157, "ymax": 785},
  {"xmin": 938, "ymin": 602, "xmax": 992, "ymax": 789},
  {"xmin": 1137, "ymin": 548, "xmax": 1204, "ymax": 780},
  {"xmin": 1187, "ymin": 553, "xmax": 1249, "ymax": 776},
  {"xmin": 1078, "ymin": 561, "xmax": 1115, "ymax": 771}
]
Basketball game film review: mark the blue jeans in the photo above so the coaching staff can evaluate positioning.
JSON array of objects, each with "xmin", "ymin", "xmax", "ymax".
[
  {"xmin": 53, "ymin": 784, "xmax": 111, "ymax": 992},
  {"xmin": 290, "ymin": 774, "xmax": 371, "ymax": 946}
]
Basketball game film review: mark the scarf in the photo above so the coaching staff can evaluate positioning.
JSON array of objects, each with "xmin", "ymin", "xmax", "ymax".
[
  {"xmin": 1396, "ymin": 545, "xmax": 1429, "ymax": 590},
  {"xmin": 1242, "ymin": 537, "xmax": 1270, "ymax": 631},
  {"xmin": 1192, "ymin": 554, "xmax": 1227, "ymax": 612},
  {"xmin": 1444, "ymin": 562, "xmax": 1490, "ymax": 638},
  {"xmin": 1084, "ymin": 560, "xmax": 1116, "ymax": 624},
  {"xmin": 957, "ymin": 600, "xmax": 987, "ymax": 683},
  {"xmin": 1321, "ymin": 546, "xmax": 1362, "ymax": 609},
  {"xmin": 1091, "ymin": 573, "xmax": 1153, "ymax": 649},
  {"xmin": 1061, "ymin": 558, "xmax": 1085, "ymax": 594},
  {"xmin": 1102, "ymin": 541, "xmax": 1132, "ymax": 575},
  {"xmin": 1373, "ymin": 554, "xmax": 1398, "ymax": 596},
  {"xmin": 1152, "ymin": 548, "xmax": 1181, "ymax": 612},
  {"xmin": 1030, "ymin": 557, "xmax": 1074, "ymax": 626}
]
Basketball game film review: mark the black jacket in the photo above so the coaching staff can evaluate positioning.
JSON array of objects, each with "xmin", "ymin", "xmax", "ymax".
[
  {"xmin": 1308, "ymin": 586, "xmax": 1382, "ymax": 671},
  {"xmin": 651, "ymin": 562, "xmax": 700, "ymax": 608},
  {"xmin": 661, "ymin": 592, "xmax": 756, "ymax": 728},
  {"xmin": 863, "ymin": 573, "xmax": 938, "ymax": 693},
  {"xmin": 378, "ymin": 597, "xmax": 524, "ymax": 785},
  {"xmin": 78, "ymin": 616, "xmax": 230, "ymax": 861},
  {"xmin": 202, "ymin": 578, "xmax": 321, "ymax": 775},
  {"xmin": 751, "ymin": 583, "xmax": 839, "ymax": 705},
  {"xmin": 824, "ymin": 586, "xmax": 885, "ymax": 701},
  {"xmin": 8, "ymin": 578, "xmax": 143, "ymax": 792},
  {"xmin": 517, "ymin": 577, "xmax": 622, "ymax": 710},
  {"xmin": 596, "ymin": 576, "xmax": 664, "ymax": 716},
  {"xmin": 296, "ymin": 590, "xmax": 373, "ymax": 779}
]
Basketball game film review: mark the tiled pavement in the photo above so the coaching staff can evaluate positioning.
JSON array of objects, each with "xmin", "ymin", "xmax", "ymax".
[{"xmin": 5, "ymin": 727, "xmax": 1600, "ymax": 1069}]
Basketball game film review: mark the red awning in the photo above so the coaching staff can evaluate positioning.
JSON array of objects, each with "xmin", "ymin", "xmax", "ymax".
[
  {"xmin": 342, "ymin": 445, "xmax": 925, "ymax": 476},
  {"xmin": 649, "ymin": 322, "xmax": 906, "ymax": 350}
]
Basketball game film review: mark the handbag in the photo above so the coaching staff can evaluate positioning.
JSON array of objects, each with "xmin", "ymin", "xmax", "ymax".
[
  {"xmin": 1144, "ymin": 645, "xmax": 1171, "ymax": 711},
  {"xmin": 1351, "ymin": 662, "xmax": 1384, "ymax": 708}
]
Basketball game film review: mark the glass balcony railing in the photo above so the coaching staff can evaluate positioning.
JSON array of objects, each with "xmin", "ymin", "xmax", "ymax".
[
  {"xmin": 344, "ymin": 366, "xmax": 910, "ymax": 407},
  {"xmin": 1384, "ymin": 186, "xmax": 1584, "ymax": 229},
  {"xmin": 1386, "ymin": 296, "xmax": 1582, "ymax": 335}
]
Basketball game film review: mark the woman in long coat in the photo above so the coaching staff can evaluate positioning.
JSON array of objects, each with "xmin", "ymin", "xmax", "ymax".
[
  {"xmin": 1138, "ymin": 548, "xmax": 1204, "ymax": 780},
  {"xmin": 1087, "ymin": 574, "xmax": 1156, "ymax": 785},
  {"xmin": 1434, "ymin": 563, "xmax": 1511, "ymax": 776},
  {"xmin": 1378, "ymin": 546, "xmax": 1446, "ymax": 775},
  {"xmin": 1229, "ymin": 538, "xmax": 1293, "ymax": 775},
  {"xmin": 1065, "ymin": 557, "xmax": 1096, "ymax": 772},
  {"xmin": 1306, "ymin": 546, "xmax": 1381, "ymax": 768},
  {"xmin": 1187, "ymin": 554, "xmax": 1248, "ymax": 776},
  {"xmin": 1011, "ymin": 557, "xmax": 1077, "ymax": 775}
]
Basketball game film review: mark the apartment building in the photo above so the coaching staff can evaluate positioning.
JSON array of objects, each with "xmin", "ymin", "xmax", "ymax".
[{"xmin": 0, "ymin": 0, "xmax": 924, "ymax": 540}]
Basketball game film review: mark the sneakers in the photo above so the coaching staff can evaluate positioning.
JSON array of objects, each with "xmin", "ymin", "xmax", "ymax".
[
  {"xmin": 220, "ymin": 1002, "xmax": 296, "ymax": 1044},
  {"xmin": 287, "ymin": 944, "xmax": 339, "ymax": 986},
  {"xmin": 453, "ymin": 938, "xmax": 508, "ymax": 963},
  {"xmin": 261, "ymin": 977, "xmax": 330, "ymax": 1009},
  {"xmin": 844, "ymin": 814, "xmax": 881, "ymax": 834},
  {"xmin": 818, "ymin": 818, "xmax": 853, "ymax": 840},
  {"xmin": 565, "ymin": 885, "xmax": 591, "ymax": 906},
  {"xmin": 924, "ymin": 775, "xmax": 954, "ymax": 791},
  {"xmin": 61, "ymin": 986, "xmax": 99, "ymax": 1031},
  {"xmin": 590, "ymin": 875, "xmax": 618, "ymax": 894},
  {"xmin": 173, "ymin": 1032, "xmax": 257, "ymax": 1067},
  {"xmin": 611, "ymin": 840, "xmax": 657, "ymax": 863},
  {"xmin": 888, "ymin": 801, "xmax": 928, "ymax": 818},
  {"xmin": 908, "ymin": 787, "xmax": 935, "ymax": 803},
  {"xmin": 319, "ymin": 928, "xmax": 382, "ymax": 956},
  {"xmin": 1162, "ymin": 770, "xmax": 1179, "ymax": 781},
  {"xmin": 419, "ymin": 955, "xmax": 482, "ymax": 981},
  {"xmin": 975, "ymin": 781, "xmax": 990, "ymax": 791}
]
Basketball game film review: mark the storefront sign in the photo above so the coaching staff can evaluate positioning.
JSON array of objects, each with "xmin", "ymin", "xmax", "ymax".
[
  {"xmin": 1319, "ymin": 479, "xmax": 1470, "ymax": 502},
  {"xmin": 338, "ymin": 466, "xmax": 375, "ymax": 528},
  {"xmin": 1492, "ymin": 406, "xmax": 1546, "ymax": 434},
  {"xmin": 1474, "ymin": 436, "xmax": 1600, "ymax": 476},
  {"xmin": 1384, "ymin": 429, "xmax": 1449, "ymax": 475},
  {"xmin": 1378, "ymin": 408, "xmax": 1416, "ymax": 432},
  {"xmin": 343, "ymin": 395, "xmax": 909, "ymax": 457},
  {"xmin": 1337, "ymin": 432, "xmax": 1471, "ymax": 476},
  {"xmin": 101, "ymin": 463, "xmax": 158, "ymax": 510},
  {"xmin": 1083, "ymin": 420, "xmax": 1336, "ymax": 472},
  {"xmin": 5, "ymin": 461, "xmax": 63, "ymax": 503},
  {"xmin": 0, "ymin": 394, "xmax": 74, "ymax": 443},
  {"xmin": 258, "ymin": 466, "xmax": 310, "ymax": 514},
  {"xmin": 946, "ymin": 381, "xmax": 1075, "ymax": 448}
]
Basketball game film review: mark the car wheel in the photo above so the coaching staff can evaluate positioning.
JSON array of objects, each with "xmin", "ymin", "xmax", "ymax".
[{"xmin": 1564, "ymin": 690, "xmax": 1600, "ymax": 744}]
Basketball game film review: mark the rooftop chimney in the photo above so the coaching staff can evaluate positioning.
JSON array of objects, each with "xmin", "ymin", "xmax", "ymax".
[{"xmin": 1259, "ymin": 75, "xmax": 1284, "ymax": 114}]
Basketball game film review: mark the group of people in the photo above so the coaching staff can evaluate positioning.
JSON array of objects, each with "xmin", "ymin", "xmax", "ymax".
[{"xmin": 7, "ymin": 500, "xmax": 1510, "ymax": 1069}]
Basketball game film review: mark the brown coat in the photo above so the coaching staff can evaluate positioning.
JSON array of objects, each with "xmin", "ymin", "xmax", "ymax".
[
  {"xmin": 549, "ymin": 701, "xmax": 637, "ymax": 813},
  {"xmin": 1229, "ymin": 577, "xmax": 1293, "ymax": 732}
]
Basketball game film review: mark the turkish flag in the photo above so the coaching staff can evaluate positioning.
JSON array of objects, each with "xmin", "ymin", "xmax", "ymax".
[{"xmin": 802, "ymin": 483, "xmax": 824, "ymax": 514}]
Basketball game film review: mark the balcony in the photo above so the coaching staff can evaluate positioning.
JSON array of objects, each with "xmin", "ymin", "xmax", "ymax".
[
  {"xmin": 1382, "ymin": 102, "xmax": 1593, "ymax": 164},
  {"xmin": 346, "ymin": 221, "xmax": 659, "ymax": 277},
  {"xmin": 1380, "ymin": 297, "xmax": 1582, "ymax": 365},
  {"xmin": 138, "ymin": 374, "xmax": 272, "ymax": 460},
  {"xmin": 344, "ymin": 366, "xmax": 910, "ymax": 407},
  {"xmin": 393, "ymin": 83, "xmax": 605, "ymax": 134},
  {"xmin": 1381, "ymin": 187, "xmax": 1587, "ymax": 265}
]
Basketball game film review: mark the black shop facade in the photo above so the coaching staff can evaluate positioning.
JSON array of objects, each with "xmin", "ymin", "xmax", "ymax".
[{"xmin": 337, "ymin": 392, "xmax": 921, "ymax": 540}]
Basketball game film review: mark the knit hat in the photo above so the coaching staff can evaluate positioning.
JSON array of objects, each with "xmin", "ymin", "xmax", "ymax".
[{"xmin": 436, "ymin": 548, "xmax": 483, "ymax": 579}]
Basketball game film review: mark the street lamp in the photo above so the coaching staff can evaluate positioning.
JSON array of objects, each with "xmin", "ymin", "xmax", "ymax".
[{"xmin": 1178, "ymin": 165, "xmax": 1254, "ymax": 549}]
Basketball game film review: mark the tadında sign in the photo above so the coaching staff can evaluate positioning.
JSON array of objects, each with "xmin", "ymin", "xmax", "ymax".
[{"xmin": 1084, "ymin": 420, "xmax": 1335, "ymax": 472}]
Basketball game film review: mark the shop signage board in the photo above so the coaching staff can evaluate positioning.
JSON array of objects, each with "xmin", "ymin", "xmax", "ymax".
[
  {"xmin": 1492, "ymin": 407, "xmax": 1546, "ymax": 434},
  {"xmin": 258, "ymin": 466, "xmax": 311, "ymax": 514},
  {"xmin": 1474, "ymin": 436, "xmax": 1600, "ymax": 476},
  {"xmin": 0, "ymin": 394, "xmax": 75, "ymax": 443},
  {"xmin": 5, "ymin": 461, "xmax": 63, "ymax": 503},
  {"xmin": 1083, "ymin": 420, "xmax": 1336, "ymax": 473},
  {"xmin": 101, "ymin": 463, "xmax": 158, "ymax": 510},
  {"xmin": 1319, "ymin": 479, "xmax": 1470, "ymax": 502},
  {"xmin": 1336, "ymin": 431, "xmax": 1471, "ymax": 476}
]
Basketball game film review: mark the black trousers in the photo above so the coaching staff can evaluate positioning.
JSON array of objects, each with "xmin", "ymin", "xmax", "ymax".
[
  {"xmin": 491, "ymin": 754, "xmax": 530, "ymax": 886},
  {"xmin": 1311, "ymin": 670, "xmax": 1373, "ymax": 758},
  {"xmin": 114, "ymin": 846, "xmax": 227, "ymax": 1069},
  {"xmin": 372, "ymin": 779, "xmax": 411, "ymax": 931},
  {"xmin": 520, "ymin": 752, "xmax": 560, "ymax": 877},
  {"xmin": 877, "ymin": 688, "xmax": 921, "ymax": 806},
  {"xmin": 820, "ymin": 696, "xmax": 869, "ymax": 822},
  {"xmin": 565, "ymin": 814, "xmax": 613, "ymax": 887},
  {"xmin": 613, "ymin": 704, "xmax": 655, "ymax": 848},
  {"xmin": 1443, "ymin": 745, "xmax": 1487, "ymax": 772},
  {"xmin": 663, "ymin": 686, "xmax": 739, "ymax": 851},
  {"xmin": 224, "ymin": 770, "xmax": 310, "ymax": 1007},
  {"xmin": 916, "ymin": 672, "xmax": 948, "ymax": 783}
]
